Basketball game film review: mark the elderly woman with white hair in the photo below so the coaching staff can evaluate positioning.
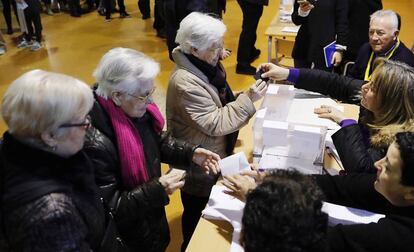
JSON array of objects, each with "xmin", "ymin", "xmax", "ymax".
[
  {"xmin": 0, "ymin": 70, "xmax": 110, "ymax": 251},
  {"xmin": 166, "ymin": 12, "xmax": 268, "ymax": 251},
  {"xmin": 84, "ymin": 47, "xmax": 220, "ymax": 252}
]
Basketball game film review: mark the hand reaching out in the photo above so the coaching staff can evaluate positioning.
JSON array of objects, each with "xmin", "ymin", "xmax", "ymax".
[
  {"xmin": 245, "ymin": 79, "xmax": 268, "ymax": 103},
  {"xmin": 259, "ymin": 63, "xmax": 290, "ymax": 81},
  {"xmin": 192, "ymin": 147, "xmax": 221, "ymax": 175},
  {"xmin": 222, "ymin": 174, "xmax": 257, "ymax": 202}
]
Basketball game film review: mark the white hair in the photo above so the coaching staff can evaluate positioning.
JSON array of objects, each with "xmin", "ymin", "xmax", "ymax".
[
  {"xmin": 370, "ymin": 10, "xmax": 399, "ymax": 32},
  {"xmin": 93, "ymin": 47, "xmax": 160, "ymax": 98},
  {"xmin": 2, "ymin": 69, "xmax": 93, "ymax": 139},
  {"xmin": 175, "ymin": 12, "xmax": 226, "ymax": 54}
]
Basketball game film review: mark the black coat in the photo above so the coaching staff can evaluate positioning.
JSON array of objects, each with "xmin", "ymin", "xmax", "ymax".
[
  {"xmin": 348, "ymin": 41, "xmax": 414, "ymax": 80},
  {"xmin": 0, "ymin": 132, "xmax": 105, "ymax": 252},
  {"xmin": 84, "ymin": 99, "xmax": 198, "ymax": 252},
  {"xmin": 346, "ymin": 0, "xmax": 382, "ymax": 61},
  {"xmin": 316, "ymin": 173, "xmax": 414, "ymax": 252},
  {"xmin": 291, "ymin": 0, "xmax": 349, "ymax": 69},
  {"xmin": 294, "ymin": 68, "xmax": 383, "ymax": 173}
]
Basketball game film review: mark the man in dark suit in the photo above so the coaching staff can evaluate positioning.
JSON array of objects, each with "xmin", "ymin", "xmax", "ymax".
[
  {"xmin": 348, "ymin": 10, "xmax": 414, "ymax": 80},
  {"xmin": 235, "ymin": 0, "xmax": 268, "ymax": 75},
  {"xmin": 346, "ymin": 0, "xmax": 382, "ymax": 62},
  {"xmin": 291, "ymin": 0, "xmax": 349, "ymax": 71}
]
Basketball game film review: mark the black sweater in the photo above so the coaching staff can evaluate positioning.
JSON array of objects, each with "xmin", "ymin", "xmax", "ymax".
[{"xmin": 316, "ymin": 173, "xmax": 414, "ymax": 252}]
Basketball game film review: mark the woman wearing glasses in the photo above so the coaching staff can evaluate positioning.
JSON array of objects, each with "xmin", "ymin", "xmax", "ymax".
[
  {"xmin": 84, "ymin": 47, "xmax": 221, "ymax": 252},
  {"xmin": 0, "ymin": 70, "xmax": 107, "ymax": 251}
]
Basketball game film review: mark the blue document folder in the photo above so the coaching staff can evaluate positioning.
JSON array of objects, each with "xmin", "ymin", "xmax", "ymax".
[{"xmin": 323, "ymin": 41, "xmax": 336, "ymax": 68}]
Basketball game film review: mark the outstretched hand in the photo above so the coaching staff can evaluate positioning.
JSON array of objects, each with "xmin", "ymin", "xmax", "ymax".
[
  {"xmin": 259, "ymin": 63, "xmax": 290, "ymax": 81},
  {"xmin": 192, "ymin": 147, "xmax": 221, "ymax": 175}
]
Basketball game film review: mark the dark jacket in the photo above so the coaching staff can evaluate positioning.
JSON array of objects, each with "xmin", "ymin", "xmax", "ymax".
[
  {"xmin": 0, "ymin": 132, "xmax": 105, "ymax": 252},
  {"xmin": 346, "ymin": 0, "xmax": 382, "ymax": 61},
  {"xmin": 315, "ymin": 173, "xmax": 414, "ymax": 252},
  {"xmin": 84, "ymin": 98, "xmax": 198, "ymax": 252},
  {"xmin": 348, "ymin": 41, "xmax": 414, "ymax": 80},
  {"xmin": 295, "ymin": 68, "xmax": 383, "ymax": 173},
  {"xmin": 291, "ymin": 0, "xmax": 349, "ymax": 69}
]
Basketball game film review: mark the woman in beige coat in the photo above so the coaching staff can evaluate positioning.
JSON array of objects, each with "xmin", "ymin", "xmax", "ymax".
[{"xmin": 166, "ymin": 12, "xmax": 268, "ymax": 252}]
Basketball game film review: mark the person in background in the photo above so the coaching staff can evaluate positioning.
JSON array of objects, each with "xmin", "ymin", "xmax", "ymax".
[
  {"xmin": 167, "ymin": 12, "xmax": 267, "ymax": 251},
  {"xmin": 259, "ymin": 59, "xmax": 414, "ymax": 174},
  {"xmin": 348, "ymin": 10, "xmax": 414, "ymax": 80},
  {"xmin": 85, "ymin": 47, "xmax": 220, "ymax": 252},
  {"xmin": 235, "ymin": 0, "xmax": 268, "ymax": 75},
  {"xmin": 207, "ymin": 0, "xmax": 226, "ymax": 18},
  {"xmin": 103, "ymin": 0, "xmax": 129, "ymax": 21},
  {"xmin": 346, "ymin": 0, "xmax": 382, "ymax": 62},
  {"xmin": 1, "ymin": 0, "xmax": 18, "ymax": 34},
  {"xmin": 224, "ymin": 131, "xmax": 414, "ymax": 252},
  {"xmin": 137, "ymin": 0, "xmax": 166, "ymax": 38},
  {"xmin": 291, "ymin": 0, "xmax": 349, "ymax": 71},
  {"xmin": 163, "ymin": 0, "xmax": 208, "ymax": 60},
  {"xmin": 0, "ymin": 30, "xmax": 6, "ymax": 55},
  {"xmin": 16, "ymin": 0, "xmax": 43, "ymax": 51},
  {"xmin": 240, "ymin": 170, "xmax": 328, "ymax": 252},
  {"xmin": 0, "ymin": 70, "xmax": 109, "ymax": 251}
]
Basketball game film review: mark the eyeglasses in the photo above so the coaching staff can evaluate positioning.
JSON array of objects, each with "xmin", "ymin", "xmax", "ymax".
[
  {"xmin": 60, "ymin": 115, "xmax": 91, "ymax": 130},
  {"xmin": 127, "ymin": 87, "xmax": 156, "ymax": 103}
]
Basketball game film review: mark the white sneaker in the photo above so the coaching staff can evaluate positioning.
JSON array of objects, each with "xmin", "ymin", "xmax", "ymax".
[
  {"xmin": 31, "ymin": 41, "xmax": 42, "ymax": 51},
  {"xmin": 17, "ymin": 39, "xmax": 31, "ymax": 48},
  {"xmin": 0, "ymin": 46, "xmax": 6, "ymax": 55}
]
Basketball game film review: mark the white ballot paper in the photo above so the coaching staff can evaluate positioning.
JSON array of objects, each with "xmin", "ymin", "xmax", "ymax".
[
  {"xmin": 219, "ymin": 152, "xmax": 250, "ymax": 176},
  {"xmin": 322, "ymin": 202, "xmax": 385, "ymax": 226},
  {"xmin": 202, "ymin": 185, "xmax": 245, "ymax": 252}
]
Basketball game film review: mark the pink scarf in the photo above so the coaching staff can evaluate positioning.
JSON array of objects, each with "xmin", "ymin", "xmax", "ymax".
[{"xmin": 96, "ymin": 96, "xmax": 165, "ymax": 189}]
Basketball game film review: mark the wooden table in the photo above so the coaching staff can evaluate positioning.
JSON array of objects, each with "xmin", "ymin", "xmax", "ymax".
[
  {"xmin": 264, "ymin": 13, "xmax": 298, "ymax": 63},
  {"xmin": 186, "ymin": 99, "xmax": 359, "ymax": 252}
]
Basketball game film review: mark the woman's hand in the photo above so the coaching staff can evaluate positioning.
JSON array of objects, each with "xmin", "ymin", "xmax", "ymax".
[
  {"xmin": 259, "ymin": 63, "xmax": 290, "ymax": 81},
  {"xmin": 222, "ymin": 174, "xmax": 257, "ymax": 202},
  {"xmin": 314, "ymin": 105, "xmax": 345, "ymax": 124},
  {"xmin": 192, "ymin": 147, "xmax": 221, "ymax": 175},
  {"xmin": 245, "ymin": 79, "xmax": 268, "ymax": 103},
  {"xmin": 220, "ymin": 48, "xmax": 232, "ymax": 60},
  {"xmin": 159, "ymin": 169, "xmax": 186, "ymax": 194}
]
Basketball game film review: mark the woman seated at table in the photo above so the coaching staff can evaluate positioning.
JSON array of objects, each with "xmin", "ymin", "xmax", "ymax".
[
  {"xmin": 166, "ymin": 12, "xmax": 268, "ymax": 251},
  {"xmin": 224, "ymin": 131, "xmax": 414, "ymax": 252},
  {"xmin": 259, "ymin": 59, "xmax": 414, "ymax": 174},
  {"xmin": 84, "ymin": 47, "xmax": 221, "ymax": 252},
  {"xmin": 0, "ymin": 70, "xmax": 108, "ymax": 251}
]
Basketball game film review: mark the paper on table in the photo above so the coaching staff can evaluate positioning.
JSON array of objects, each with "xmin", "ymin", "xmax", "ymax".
[
  {"xmin": 202, "ymin": 185, "xmax": 246, "ymax": 252},
  {"xmin": 219, "ymin": 152, "xmax": 250, "ymax": 176},
  {"xmin": 287, "ymin": 98, "xmax": 343, "ymax": 130},
  {"xmin": 322, "ymin": 202, "xmax": 385, "ymax": 226},
  {"xmin": 281, "ymin": 26, "xmax": 299, "ymax": 33}
]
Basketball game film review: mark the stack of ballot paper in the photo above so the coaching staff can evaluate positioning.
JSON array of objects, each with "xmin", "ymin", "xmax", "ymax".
[
  {"xmin": 202, "ymin": 186, "xmax": 385, "ymax": 252},
  {"xmin": 202, "ymin": 185, "xmax": 245, "ymax": 252},
  {"xmin": 322, "ymin": 202, "xmax": 385, "ymax": 226}
]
